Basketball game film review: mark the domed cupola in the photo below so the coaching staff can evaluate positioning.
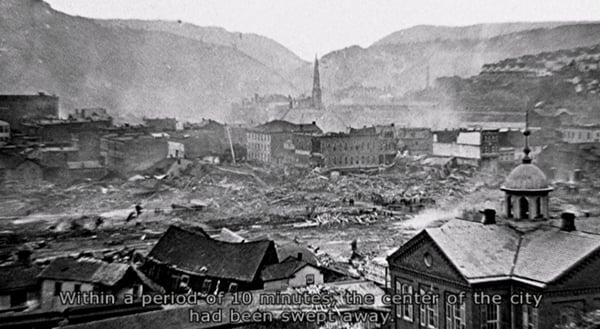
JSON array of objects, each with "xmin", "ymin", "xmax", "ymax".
[{"xmin": 500, "ymin": 117, "xmax": 552, "ymax": 220}]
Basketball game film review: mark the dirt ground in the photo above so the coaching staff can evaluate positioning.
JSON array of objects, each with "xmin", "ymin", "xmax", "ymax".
[{"xmin": 2, "ymin": 157, "xmax": 596, "ymax": 271}]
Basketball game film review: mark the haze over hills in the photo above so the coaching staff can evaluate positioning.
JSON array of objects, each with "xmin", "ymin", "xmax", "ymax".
[
  {"xmin": 98, "ymin": 19, "xmax": 308, "ymax": 84},
  {"xmin": 2, "ymin": 0, "xmax": 600, "ymax": 122},
  {"xmin": 316, "ymin": 23, "xmax": 600, "ymax": 98},
  {"xmin": 0, "ymin": 0, "xmax": 297, "ymax": 122},
  {"xmin": 372, "ymin": 22, "xmax": 594, "ymax": 46}
]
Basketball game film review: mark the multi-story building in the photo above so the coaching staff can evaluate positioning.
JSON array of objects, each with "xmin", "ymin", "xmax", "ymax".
[
  {"xmin": 318, "ymin": 126, "xmax": 397, "ymax": 169},
  {"xmin": 388, "ymin": 133, "xmax": 600, "ymax": 329},
  {"xmin": 561, "ymin": 124, "xmax": 600, "ymax": 144},
  {"xmin": 246, "ymin": 120, "xmax": 322, "ymax": 165},
  {"xmin": 432, "ymin": 129, "xmax": 499, "ymax": 166},
  {"xmin": 0, "ymin": 93, "xmax": 59, "ymax": 131}
]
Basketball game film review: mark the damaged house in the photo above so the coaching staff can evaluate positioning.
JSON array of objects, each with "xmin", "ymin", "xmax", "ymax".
[
  {"xmin": 141, "ymin": 226, "xmax": 279, "ymax": 294},
  {"xmin": 38, "ymin": 257, "xmax": 145, "ymax": 311}
]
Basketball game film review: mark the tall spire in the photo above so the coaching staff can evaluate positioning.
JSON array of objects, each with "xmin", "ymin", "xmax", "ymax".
[
  {"xmin": 312, "ymin": 54, "xmax": 322, "ymax": 109},
  {"xmin": 522, "ymin": 108, "xmax": 532, "ymax": 164}
]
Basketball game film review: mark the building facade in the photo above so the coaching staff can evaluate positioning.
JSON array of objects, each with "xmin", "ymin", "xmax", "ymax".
[
  {"xmin": 388, "ymin": 133, "xmax": 600, "ymax": 329},
  {"xmin": 0, "ymin": 93, "xmax": 59, "ymax": 131},
  {"xmin": 246, "ymin": 120, "xmax": 322, "ymax": 165},
  {"xmin": 318, "ymin": 129, "xmax": 397, "ymax": 168},
  {"xmin": 561, "ymin": 125, "xmax": 600, "ymax": 144}
]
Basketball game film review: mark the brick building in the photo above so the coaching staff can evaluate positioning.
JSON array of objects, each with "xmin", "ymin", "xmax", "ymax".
[
  {"xmin": 246, "ymin": 120, "xmax": 322, "ymax": 165},
  {"xmin": 0, "ymin": 93, "xmax": 59, "ymax": 131},
  {"xmin": 432, "ymin": 129, "xmax": 499, "ymax": 167},
  {"xmin": 318, "ymin": 127, "xmax": 397, "ymax": 169},
  {"xmin": 388, "ymin": 133, "xmax": 600, "ymax": 329}
]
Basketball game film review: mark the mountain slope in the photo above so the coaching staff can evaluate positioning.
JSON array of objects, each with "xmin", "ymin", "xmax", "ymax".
[
  {"xmin": 317, "ymin": 23, "xmax": 600, "ymax": 98},
  {"xmin": 373, "ymin": 22, "xmax": 591, "ymax": 46},
  {"xmin": 0, "ymin": 0, "xmax": 297, "ymax": 121},
  {"xmin": 98, "ymin": 19, "xmax": 308, "ymax": 83}
]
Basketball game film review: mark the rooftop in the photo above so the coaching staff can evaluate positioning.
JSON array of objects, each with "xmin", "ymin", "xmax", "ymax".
[
  {"xmin": 401, "ymin": 219, "xmax": 600, "ymax": 287},
  {"xmin": 38, "ymin": 257, "xmax": 131, "ymax": 287},
  {"xmin": 501, "ymin": 163, "xmax": 553, "ymax": 192},
  {"xmin": 260, "ymin": 258, "xmax": 313, "ymax": 282},
  {"xmin": 147, "ymin": 226, "xmax": 277, "ymax": 282}
]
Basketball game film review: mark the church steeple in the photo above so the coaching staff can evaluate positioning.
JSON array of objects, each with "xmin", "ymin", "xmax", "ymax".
[{"xmin": 312, "ymin": 55, "xmax": 322, "ymax": 109}]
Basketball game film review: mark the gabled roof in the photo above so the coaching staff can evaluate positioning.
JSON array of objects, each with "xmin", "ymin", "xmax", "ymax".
[
  {"xmin": 260, "ymin": 258, "xmax": 316, "ymax": 282},
  {"xmin": 397, "ymin": 219, "xmax": 600, "ymax": 288},
  {"xmin": 38, "ymin": 258, "xmax": 131, "ymax": 287},
  {"xmin": 147, "ymin": 226, "xmax": 277, "ymax": 283},
  {"xmin": 425, "ymin": 220, "xmax": 520, "ymax": 280}
]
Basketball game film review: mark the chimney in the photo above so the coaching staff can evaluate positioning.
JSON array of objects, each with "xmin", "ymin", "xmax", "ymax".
[
  {"xmin": 560, "ymin": 212, "xmax": 576, "ymax": 232},
  {"xmin": 297, "ymin": 252, "xmax": 303, "ymax": 261},
  {"xmin": 480, "ymin": 208, "xmax": 496, "ymax": 225}
]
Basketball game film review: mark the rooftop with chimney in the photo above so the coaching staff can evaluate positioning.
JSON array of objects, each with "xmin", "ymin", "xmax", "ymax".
[{"xmin": 390, "ymin": 110, "xmax": 600, "ymax": 291}]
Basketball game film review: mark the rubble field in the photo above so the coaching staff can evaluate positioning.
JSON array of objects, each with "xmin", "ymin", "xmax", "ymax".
[{"xmin": 4, "ymin": 155, "xmax": 595, "ymax": 272}]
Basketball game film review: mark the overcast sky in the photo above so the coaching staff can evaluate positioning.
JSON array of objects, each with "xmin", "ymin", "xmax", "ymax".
[{"xmin": 46, "ymin": 0, "xmax": 600, "ymax": 60}]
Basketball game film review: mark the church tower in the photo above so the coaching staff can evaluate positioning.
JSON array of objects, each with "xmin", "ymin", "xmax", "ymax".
[
  {"xmin": 311, "ymin": 56, "xmax": 322, "ymax": 109},
  {"xmin": 500, "ymin": 110, "xmax": 553, "ymax": 220}
]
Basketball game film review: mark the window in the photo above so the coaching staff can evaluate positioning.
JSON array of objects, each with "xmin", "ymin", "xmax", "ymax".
[
  {"xmin": 74, "ymin": 284, "xmax": 81, "ymax": 292},
  {"xmin": 54, "ymin": 282, "xmax": 62, "ymax": 296},
  {"xmin": 523, "ymin": 305, "xmax": 538, "ymax": 329},
  {"xmin": 480, "ymin": 303, "xmax": 500, "ymax": 329},
  {"xmin": 419, "ymin": 287, "xmax": 438, "ymax": 328},
  {"xmin": 305, "ymin": 274, "xmax": 315, "ymax": 285},
  {"xmin": 401, "ymin": 283, "xmax": 414, "ymax": 321},
  {"xmin": 446, "ymin": 296, "xmax": 466, "ymax": 329},
  {"xmin": 201, "ymin": 279, "xmax": 212, "ymax": 294}
]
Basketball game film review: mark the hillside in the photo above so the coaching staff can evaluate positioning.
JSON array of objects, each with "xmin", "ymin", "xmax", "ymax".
[
  {"xmin": 98, "ymin": 19, "xmax": 308, "ymax": 84},
  {"xmin": 0, "ymin": 0, "xmax": 297, "ymax": 121},
  {"xmin": 315, "ymin": 23, "xmax": 600, "ymax": 99},
  {"xmin": 373, "ymin": 22, "xmax": 589, "ymax": 46}
]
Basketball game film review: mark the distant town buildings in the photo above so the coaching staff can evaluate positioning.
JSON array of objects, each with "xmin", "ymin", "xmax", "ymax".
[
  {"xmin": 143, "ymin": 117, "xmax": 178, "ymax": 132},
  {"xmin": 319, "ymin": 126, "xmax": 397, "ymax": 168},
  {"xmin": 432, "ymin": 128, "xmax": 499, "ymax": 167},
  {"xmin": 0, "ymin": 93, "xmax": 59, "ymax": 131},
  {"xmin": 561, "ymin": 124, "xmax": 600, "ymax": 144},
  {"xmin": 246, "ymin": 120, "xmax": 322, "ymax": 165}
]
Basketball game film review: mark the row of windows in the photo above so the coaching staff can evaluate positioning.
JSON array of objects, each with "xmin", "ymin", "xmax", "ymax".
[
  {"xmin": 395, "ymin": 280, "xmax": 538, "ymax": 329},
  {"xmin": 248, "ymin": 133, "xmax": 270, "ymax": 142},
  {"xmin": 564, "ymin": 130, "xmax": 600, "ymax": 140},
  {"xmin": 321, "ymin": 141, "xmax": 394, "ymax": 152},
  {"xmin": 0, "ymin": 126, "xmax": 9, "ymax": 133},
  {"xmin": 327, "ymin": 155, "xmax": 381, "ymax": 166}
]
